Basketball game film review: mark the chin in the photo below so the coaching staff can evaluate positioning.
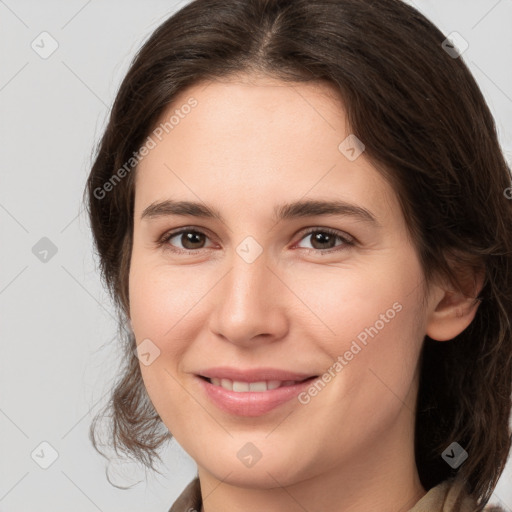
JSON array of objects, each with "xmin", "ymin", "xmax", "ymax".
[{"xmin": 198, "ymin": 450, "xmax": 311, "ymax": 489}]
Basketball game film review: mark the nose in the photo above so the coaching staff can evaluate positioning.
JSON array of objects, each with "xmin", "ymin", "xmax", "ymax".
[{"xmin": 207, "ymin": 249, "xmax": 289, "ymax": 347}]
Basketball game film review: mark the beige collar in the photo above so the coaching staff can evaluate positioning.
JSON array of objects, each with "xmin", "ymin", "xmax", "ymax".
[
  {"xmin": 408, "ymin": 478, "xmax": 477, "ymax": 511},
  {"xmin": 169, "ymin": 476, "xmax": 502, "ymax": 512}
]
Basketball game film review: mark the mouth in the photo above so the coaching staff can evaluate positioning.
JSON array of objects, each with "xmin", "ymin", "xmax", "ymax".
[{"xmin": 196, "ymin": 374, "xmax": 319, "ymax": 416}]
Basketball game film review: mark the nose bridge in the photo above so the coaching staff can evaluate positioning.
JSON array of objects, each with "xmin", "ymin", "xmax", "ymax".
[
  {"xmin": 224, "ymin": 248, "xmax": 272, "ymax": 317},
  {"xmin": 210, "ymin": 243, "xmax": 287, "ymax": 344},
  {"xmin": 224, "ymin": 232, "xmax": 272, "ymax": 302}
]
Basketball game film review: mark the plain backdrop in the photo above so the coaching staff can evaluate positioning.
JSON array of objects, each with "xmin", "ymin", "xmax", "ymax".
[{"xmin": 0, "ymin": 1, "xmax": 511, "ymax": 511}]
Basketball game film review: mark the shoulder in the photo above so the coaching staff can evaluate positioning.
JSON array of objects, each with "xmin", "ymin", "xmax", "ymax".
[
  {"xmin": 443, "ymin": 477, "xmax": 507, "ymax": 512},
  {"xmin": 168, "ymin": 477, "xmax": 202, "ymax": 512},
  {"xmin": 167, "ymin": 477, "xmax": 509, "ymax": 512},
  {"xmin": 410, "ymin": 477, "xmax": 507, "ymax": 512}
]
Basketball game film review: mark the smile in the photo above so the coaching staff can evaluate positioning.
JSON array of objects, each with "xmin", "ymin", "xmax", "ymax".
[
  {"xmin": 205, "ymin": 377, "xmax": 309, "ymax": 392},
  {"xmin": 196, "ymin": 372, "xmax": 318, "ymax": 416}
]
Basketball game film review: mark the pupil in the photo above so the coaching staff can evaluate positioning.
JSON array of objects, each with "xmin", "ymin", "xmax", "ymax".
[
  {"xmin": 183, "ymin": 232, "xmax": 204, "ymax": 249},
  {"xmin": 312, "ymin": 232, "xmax": 334, "ymax": 249}
]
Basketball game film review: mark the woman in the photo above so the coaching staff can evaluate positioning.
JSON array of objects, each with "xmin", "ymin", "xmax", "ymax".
[{"xmin": 85, "ymin": 0, "xmax": 512, "ymax": 511}]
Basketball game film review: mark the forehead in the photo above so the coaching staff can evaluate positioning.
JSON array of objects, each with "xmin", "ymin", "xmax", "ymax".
[{"xmin": 134, "ymin": 75, "xmax": 400, "ymax": 228}]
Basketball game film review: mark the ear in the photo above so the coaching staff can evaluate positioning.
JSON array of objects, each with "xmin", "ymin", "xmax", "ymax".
[{"xmin": 425, "ymin": 266, "xmax": 485, "ymax": 342}]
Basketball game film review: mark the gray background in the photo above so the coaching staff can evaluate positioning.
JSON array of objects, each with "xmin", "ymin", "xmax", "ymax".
[{"xmin": 0, "ymin": 1, "xmax": 511, "ymax": 510}]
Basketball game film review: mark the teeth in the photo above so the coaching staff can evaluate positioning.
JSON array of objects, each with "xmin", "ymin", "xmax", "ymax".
[
  {"xmin": 220, "ymin": 378, "xmax": 233, "ymax": 391},
  {"xmin": 249, "ymin": 381, "xmax": 266, "ymax": 392},
  {"xmin": 208, "ymin": 378, "xmax": 299, "ymax": 392},
  {"xmin": 233, "ymin": 381, "xmax": 250, "ymax": 392}
]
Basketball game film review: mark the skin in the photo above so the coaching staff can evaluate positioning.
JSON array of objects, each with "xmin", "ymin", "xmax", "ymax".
[{"xmin": 128, "ymin": 74, "xmax": 482, "ymax": 512}]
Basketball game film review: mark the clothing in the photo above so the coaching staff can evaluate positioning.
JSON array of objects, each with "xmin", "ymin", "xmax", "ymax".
[
  {"xmin": 168, "ymin": 476, "xmax": 505, "ymax": 512},
  {"xmin": 169, "ymin": 477, "xmax": 201, "ymax": 512}
]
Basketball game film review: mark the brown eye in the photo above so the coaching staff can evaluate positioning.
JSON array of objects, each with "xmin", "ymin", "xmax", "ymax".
[
  {"xmin": 296, "ymin": 228, "xmax": 354, "ymax": 252},
  {"xmin": 161, "ymin": 229, "xmax": 213, "ymax": 252},
  {"xmin": 178, "ymin": 231, "xmax": 206, "ymax": 249},
  {"xmin": 309, "ymin": 231, "xmax": 337, "ymax": 250}
]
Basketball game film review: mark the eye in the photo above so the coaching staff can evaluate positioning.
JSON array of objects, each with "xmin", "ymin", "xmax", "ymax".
[
  {"xmin": 158, "ymin": 228, "xmax": 214, "ymax": 252},
  {"xmin": 295, "ymin": 228, "xmax": 355, "ymax": 252},
  {"xmin": 157, "ymin": 226, "xmax": 355, "ymax": 254}
]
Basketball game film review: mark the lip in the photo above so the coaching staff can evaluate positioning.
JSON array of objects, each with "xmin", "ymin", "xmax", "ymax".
[{"xmin": 195, "ymin": 367, "xmax": 318, "ymax": 417}]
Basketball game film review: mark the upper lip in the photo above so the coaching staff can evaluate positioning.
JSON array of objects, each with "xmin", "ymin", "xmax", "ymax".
[{"xmin": 198, "ymin": 367, "xmax": 317, "ymax": 383}]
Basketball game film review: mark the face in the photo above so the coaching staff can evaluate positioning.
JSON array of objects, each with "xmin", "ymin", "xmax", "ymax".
[{"xmin": 129, "ymin": 74, "xmax": 431, "ymax": 489}]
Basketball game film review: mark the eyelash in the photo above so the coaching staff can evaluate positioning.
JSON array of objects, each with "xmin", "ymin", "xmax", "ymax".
[{"xmin": 156, "ymin": 226, "xmax": 356, "ymax": 255}]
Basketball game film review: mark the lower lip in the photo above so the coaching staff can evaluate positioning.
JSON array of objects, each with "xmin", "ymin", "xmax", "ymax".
[{"xmin": 197, "ymin": 376, "xmax": 317, "ymax": 417}]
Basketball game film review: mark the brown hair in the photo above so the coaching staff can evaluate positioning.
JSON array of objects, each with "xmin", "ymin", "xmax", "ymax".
[{"xmin": 85, "ymin": 0, "xmax": 512, "ymax": 507}]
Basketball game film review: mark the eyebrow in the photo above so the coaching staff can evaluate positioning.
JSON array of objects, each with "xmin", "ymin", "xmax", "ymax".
[{"xmin": 140, "ymin": 198, "xmax": 380, "ymax": 226}]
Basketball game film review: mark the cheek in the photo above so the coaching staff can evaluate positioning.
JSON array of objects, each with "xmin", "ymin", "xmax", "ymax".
[
  {"xmin": 287, "ymin": 255, "xmax": 424, "ymax": 356},
  {"xmin": 342, "ymin": 286, "xmax": 424, "ymax": 411},
  {"xmin": 128, "ymin": 256, "xmax": 213, "ymax": 341},
  {"xmin": 291, "ymin": 255, "xmax": 426, "ymax": 420},
  {"xmin": 294, "ymin": 281, "xmax": 424, "ymax": 463},
  {"xmin": 128, "ymin": 258, "xmax": 210, "ymax": 438}
]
